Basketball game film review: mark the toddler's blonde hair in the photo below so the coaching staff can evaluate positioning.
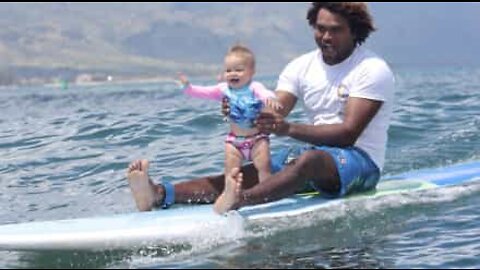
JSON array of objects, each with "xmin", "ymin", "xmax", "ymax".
[{"xmin": 225, "ymin": 44, "xmax": 256, "ymax": 69}]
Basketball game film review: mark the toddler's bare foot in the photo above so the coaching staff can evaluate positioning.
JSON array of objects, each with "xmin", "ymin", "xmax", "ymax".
[{"xmin": 213, "ymin": 167, "xmax": 243, "ymax": 214}]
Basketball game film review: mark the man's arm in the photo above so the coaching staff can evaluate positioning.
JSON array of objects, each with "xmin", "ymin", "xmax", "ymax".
[
  {"xmin": 257, "ymin": 96, "xmax": 382, "ymax": 147},
  {"xmin": 275, "ymin": 90, "xmax": 297, "ymax": 117}
]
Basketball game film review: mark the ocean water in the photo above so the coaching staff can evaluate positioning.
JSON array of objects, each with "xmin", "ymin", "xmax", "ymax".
[{"xmin": 0, "ymin": 66, "xmax": 479, "ymax": 268}]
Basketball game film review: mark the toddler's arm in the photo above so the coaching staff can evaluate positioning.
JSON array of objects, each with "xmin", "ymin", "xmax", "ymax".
[
  {"xmin": 179, "ymin": 73, "xmax": 225, "ymax": 101},
  {"xmin": 251, "ymin": 81, "xmax": 283, "ymax": 111}
]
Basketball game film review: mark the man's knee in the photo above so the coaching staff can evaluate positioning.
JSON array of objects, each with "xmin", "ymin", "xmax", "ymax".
[
  {"xmin": 294, "ymin": 150, "xmax": 340, "ymax": 192},
  {"xmin": 293, "ymin": 150, "xmax": 329, "ymax": 178}
]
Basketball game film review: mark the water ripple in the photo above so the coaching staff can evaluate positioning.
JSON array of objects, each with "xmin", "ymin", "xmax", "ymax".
[{"xmin": 0, "ymin": 68, "xmax": 479, "ymax": 268}]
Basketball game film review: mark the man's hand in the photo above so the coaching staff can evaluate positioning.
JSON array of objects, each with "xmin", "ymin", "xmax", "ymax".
[
  {"xmin": 221, "ymin": 97, "xmax": 230, "ymax": 122},
  {"xmin": 255, "ymin": 110, "xmax": 290, "ymax": 136}
]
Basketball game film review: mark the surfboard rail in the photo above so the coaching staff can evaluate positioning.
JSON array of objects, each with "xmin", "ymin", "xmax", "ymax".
[{"xmin": 1, "ymin": 161, "xmax": 479, "ymax": 251}]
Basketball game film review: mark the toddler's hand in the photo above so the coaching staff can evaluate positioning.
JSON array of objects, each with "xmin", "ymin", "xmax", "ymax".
[
  {"xmin": 266, "ymin": 98, "xmax": 283, "ymax": 111},
  {"xmin": 177, "ymin": 72, "xmax": 190, "ymax": 87}
]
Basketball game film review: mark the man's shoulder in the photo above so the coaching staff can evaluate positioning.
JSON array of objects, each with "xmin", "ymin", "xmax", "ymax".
[
  {"xmin": 283, "ymin": 49, "xmax": 319, "ymax": 73},
  {"xmin": 291, "ymin": 49, "xmax": 318, "ymax": 63},
  {"xmin": 354, "ymin": 47, "xmax": 393, "ymax": 77},
  {"xmin": 356, "ymin": 47, "xmax": 390, "ymax": 68}
]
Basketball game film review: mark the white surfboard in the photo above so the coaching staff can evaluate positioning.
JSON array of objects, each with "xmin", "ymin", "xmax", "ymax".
[{"xmin": 1, "ymin": 161, "xmax": 479, "ymax": 251}]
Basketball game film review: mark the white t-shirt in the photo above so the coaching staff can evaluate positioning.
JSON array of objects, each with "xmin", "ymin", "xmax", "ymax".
[{"xmin": 276, "ymin": 46, "xmax": 395, "ymax": 170}]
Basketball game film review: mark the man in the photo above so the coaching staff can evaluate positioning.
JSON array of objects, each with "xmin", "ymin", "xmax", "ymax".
[{"xmin": 127, "ymin": 2, "xmax": 395, "ymax": 214}]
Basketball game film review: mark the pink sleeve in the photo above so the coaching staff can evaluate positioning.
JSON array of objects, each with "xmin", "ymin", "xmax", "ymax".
[
  {"xmin": 250, "ymin": 81, "xmax": 276, "ymax": 103},
  {"xmin": 183, "ymin": 83, "xmax": 226, "ymax": 101}
]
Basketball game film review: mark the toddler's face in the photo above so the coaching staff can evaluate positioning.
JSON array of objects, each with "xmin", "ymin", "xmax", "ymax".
[{"xmin": 223, "ymin": 55, "xmax": 254, "ymax": 89}]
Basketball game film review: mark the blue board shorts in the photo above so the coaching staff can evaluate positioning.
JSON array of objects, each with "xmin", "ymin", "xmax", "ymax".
[{"xmin": 270, "ymin": 145, "xmax": 380, "ymax": 198}]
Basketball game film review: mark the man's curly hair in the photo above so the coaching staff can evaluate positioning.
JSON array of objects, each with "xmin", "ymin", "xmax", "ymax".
[{"xmin": 307, "ymin": 2, "xmax": 376, "ymax": 46}]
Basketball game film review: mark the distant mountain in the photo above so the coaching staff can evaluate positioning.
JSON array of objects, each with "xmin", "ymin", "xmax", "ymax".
[
  {"xmin": 0, "ymin": 3, "xmax": 479, "ymax": 85},
  {"xmin": 0, "ymin": 3, "xmax": 311, "ymax": 83}
]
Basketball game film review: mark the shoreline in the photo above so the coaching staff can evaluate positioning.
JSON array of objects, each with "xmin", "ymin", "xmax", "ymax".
[
  {"xmin": 0, "ymin": 76, "xmax": 179, "ymax": 90},
  {"xmin": 46, "ymin": 76, "xmax": 178, "ymax": 88},
  {"xmin": 0, "ymin": 72, "xmax": 278, "ymax": 90}
]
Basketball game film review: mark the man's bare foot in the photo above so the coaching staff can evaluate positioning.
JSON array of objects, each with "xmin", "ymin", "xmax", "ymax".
[
  {"xmin": 127, "ymin": 159, "xmax": 163, "ymax": 211},
  {"xmin": 213, "ymin": 167, "xmax": 243, "ymax": 214}
]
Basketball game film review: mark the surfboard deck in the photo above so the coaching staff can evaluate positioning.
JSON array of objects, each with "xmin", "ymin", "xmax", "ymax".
[{"xmin": 1, "ymin": 161, "xmax": 479, "ymax": 251}]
